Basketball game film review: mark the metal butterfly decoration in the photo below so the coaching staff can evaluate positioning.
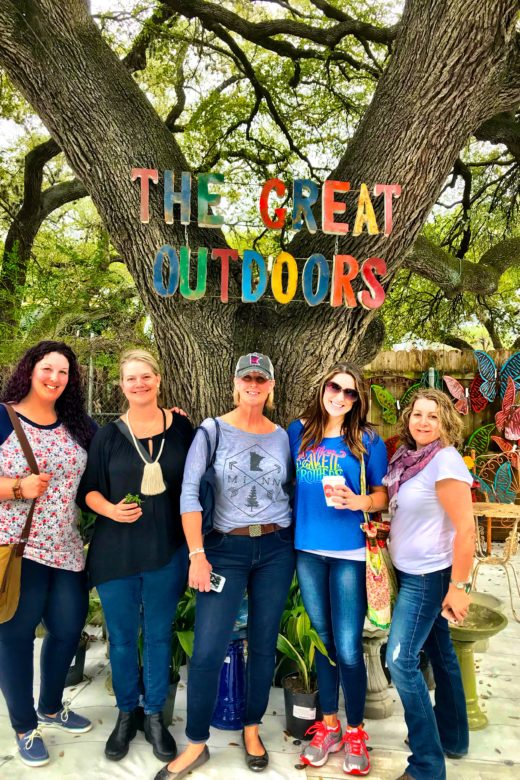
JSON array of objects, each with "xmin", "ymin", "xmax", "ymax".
[
  {"xmin": 474, "ymin": 350, "xmax": 520, "ymax": 402},
  {"xmin": 494, "ymin": 376, "xmax": 520, "ymax": 442},
  {"xmin": 371, "ymin": 383, "xmax": 421, "ymax": 425}
]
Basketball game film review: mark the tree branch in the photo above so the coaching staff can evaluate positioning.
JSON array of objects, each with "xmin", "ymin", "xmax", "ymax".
[
  {"xmin": 475, "ymin": 111, "xmax": 520, "ymax": 162},
  {"xmin": 162, "ymin": 0, "xmax": 387, "ymax": 74},
  {"xmin": 405, "ymin": 235, "xmax": 520, "ymax": 297}
]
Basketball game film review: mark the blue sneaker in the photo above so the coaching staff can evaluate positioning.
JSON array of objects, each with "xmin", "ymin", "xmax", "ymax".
[
  {"xmin": 37, "ymin": 700, "xmax": 92, "ymax": 733},
  {"xmin": 16, "ymin": 727, "xmax": 50, "ymax": 767}
]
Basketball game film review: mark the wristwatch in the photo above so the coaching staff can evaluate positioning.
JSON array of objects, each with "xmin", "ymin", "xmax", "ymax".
[{"xmin": 450, "ymin": 579, "xmax": 471, "ymax": 594}]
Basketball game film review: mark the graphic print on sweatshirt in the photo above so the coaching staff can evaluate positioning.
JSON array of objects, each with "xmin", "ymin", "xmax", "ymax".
[{"xmin": 224, "ymin": 444, "xmax": 283, "ymax": 516}]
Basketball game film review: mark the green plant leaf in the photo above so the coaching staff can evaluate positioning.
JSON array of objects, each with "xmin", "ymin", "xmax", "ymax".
[
  {"xmin": 371, "ymin": 384, "xmax": 398, "ymax": 424},
  {"xmin": 467, "ymin": 423, "xmax": 495, "ymax": 455}
]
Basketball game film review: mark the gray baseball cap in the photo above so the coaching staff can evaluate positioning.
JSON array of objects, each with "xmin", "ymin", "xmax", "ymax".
[{"xmin": 235, "ymin": 353, "xmax": 274, "ymax": 380}]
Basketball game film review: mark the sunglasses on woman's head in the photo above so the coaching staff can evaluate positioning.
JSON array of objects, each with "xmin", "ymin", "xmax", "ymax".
[{"xmin": 324, "ymin": 381, "xmax": 359, "ymax": 400}]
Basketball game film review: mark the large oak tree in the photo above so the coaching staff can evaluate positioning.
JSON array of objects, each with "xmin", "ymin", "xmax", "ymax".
[{"xmin": 0, "ymin": 0, "xmax": 518, "ymax": 420}]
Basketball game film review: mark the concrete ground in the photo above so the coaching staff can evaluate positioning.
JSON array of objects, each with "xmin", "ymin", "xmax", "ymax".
[{"xmin": 1, "ymin": 560, "xmax": 519, "ymax": 779}]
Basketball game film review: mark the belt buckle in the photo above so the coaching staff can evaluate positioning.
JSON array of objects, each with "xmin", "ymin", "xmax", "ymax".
[{"xmin": 249, "ymin": 524, "xmax": 262, "ymax": 537}]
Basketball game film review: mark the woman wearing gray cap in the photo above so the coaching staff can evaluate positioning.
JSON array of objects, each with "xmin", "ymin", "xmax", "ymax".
[{"xmin": 154, "ymin": 353, "xmax": 294, "ymax": 779}]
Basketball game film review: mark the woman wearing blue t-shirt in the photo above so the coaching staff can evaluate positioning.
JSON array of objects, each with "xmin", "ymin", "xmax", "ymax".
[{"xmin": 288, "ymin": 362, "xmax": 388, "ymax": 776}]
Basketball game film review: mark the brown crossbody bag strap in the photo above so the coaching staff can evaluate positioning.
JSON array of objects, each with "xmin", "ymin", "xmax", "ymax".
[{"xmin": 1, "ymin": 403, "xmax": 40, "ymax": 557}]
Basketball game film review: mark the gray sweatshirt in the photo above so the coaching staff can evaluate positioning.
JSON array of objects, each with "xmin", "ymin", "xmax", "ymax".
[{"xmin": 180, "ymin": 418, "xmax": 293, "ymax": 532}]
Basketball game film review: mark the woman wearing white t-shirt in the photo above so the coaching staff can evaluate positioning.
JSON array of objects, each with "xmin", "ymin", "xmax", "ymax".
[{"xmin": 384, "ymin": 388, "xmax": 475, "ymax": 780}]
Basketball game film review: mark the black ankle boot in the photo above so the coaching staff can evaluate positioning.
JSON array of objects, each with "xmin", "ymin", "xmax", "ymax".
[
  {"xmin": 144, "ymin": 712, "xmax": 177, "ymax": 761},
  {"xmin": 105, "ymin": 709, "xmax": 138, "ymax": 761}
]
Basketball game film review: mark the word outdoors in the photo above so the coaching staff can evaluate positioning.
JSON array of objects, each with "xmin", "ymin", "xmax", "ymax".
[{"xmin": 132, "ymin": 170, "xmax": 401, "ymax": 309}]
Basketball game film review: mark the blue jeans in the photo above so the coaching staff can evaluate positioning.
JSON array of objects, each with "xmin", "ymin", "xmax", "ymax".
[
  {"xmin": 186, "ymin": 528, "xmax": 295, "ymax": 743},
  {"xmin": 97, "ymin": 545, "xmax": 188, "ymax": 714},
  {"xmin": 386, "ymin": 567, "xmax": 469, "ymax": 780},
  {"xmin": 0, "ymin": 558, "xmax": 88, "ymax": 734},
  {"xmin": 296, "ymin": 551, "xmax": 367, "ymax": 725}
]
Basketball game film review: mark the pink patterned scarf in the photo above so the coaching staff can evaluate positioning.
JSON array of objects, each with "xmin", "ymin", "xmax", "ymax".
[{"xmin": 383, "ymin": 439, "xmax": 442, "ymax": 518}]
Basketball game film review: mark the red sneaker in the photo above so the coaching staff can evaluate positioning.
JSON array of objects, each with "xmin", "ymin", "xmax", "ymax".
[{"xmin": 343, "ymin": 726, "xmax": 370, "ymax": 776}]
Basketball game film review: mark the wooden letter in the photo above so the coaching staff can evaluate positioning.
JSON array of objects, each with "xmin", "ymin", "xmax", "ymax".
[
  {"xmin": 374, "ymin": 184, "xmax": 401, "ymax": 236},
  {"xmin": 179, "ymin": 246, "xmax": 208, "ymax": 300},
  {"xmin": 198, "ymin": 173, "xmax": 225, "ymax": 228},
  {"xmin": 358, "ymin": 257, "xmax": 387, "ymax": 309},
  {"xmin": 331, "ymin": 255, "xmax": 359, "ymax": 308},
  {"xmin": 212, "ymin": 248, "xmax": 239, "ymax": 303},
  {"xmin": 153, "ymin": 245, "xmax": 179, "ymax": 297},
  {"xmin": 322, "ymin": 180, "xmax": 350, "ymax": 234},
  {"xmin": 302, "ymin": 254, "xmax": 330, "ymax": 306},
  {"xmin": 242, "ymin": 250, "xmax": 268, "ymax": 302},
  {"xmin": 271, "ymin": 251, "xmax": 298, "ymax": 304},
  {"xmin": 292, "ymin": 179, "xmax": 319, "ymax": 233},
  {"xmin": 259, "ymin": 178, "xmax": 287, "ymax": 229},
  {"xmin": 132, "ymin": 168, "xmax": 158, "ymax": 224},
  {"xmin": 164, "ymin": 171, "xmax": 191, "ymax": 225},
  {"xmin": 352, "ymin": 183, "xmax": 379, "ymax": 235}
]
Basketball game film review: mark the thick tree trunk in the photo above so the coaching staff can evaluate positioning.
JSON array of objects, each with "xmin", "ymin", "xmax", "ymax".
[{"xmin": 0, "ymin": 0, "xmax": 517, "ymax": 422}]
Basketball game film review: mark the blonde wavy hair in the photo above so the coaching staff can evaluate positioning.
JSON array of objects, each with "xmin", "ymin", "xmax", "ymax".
[
  {"xmin": 397, "ymin": 388, "xmax": 464, "ymax": 449},
  {"xmin": 119, "ymin": 348, "xmax": 161, "ymax": 381}
]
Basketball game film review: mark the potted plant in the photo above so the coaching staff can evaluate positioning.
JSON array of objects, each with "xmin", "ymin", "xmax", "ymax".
[{"xmin": 277, "ymin": 599, "xmax": 334, "ymax": 739}]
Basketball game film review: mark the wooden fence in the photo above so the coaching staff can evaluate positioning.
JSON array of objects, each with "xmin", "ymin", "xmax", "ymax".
[{"xmin": 364, "ymin": 349, "xmax": 514, "ymax": 445}]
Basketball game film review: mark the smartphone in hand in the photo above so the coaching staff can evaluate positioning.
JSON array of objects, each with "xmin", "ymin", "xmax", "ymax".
[
  {"xmin": 441, "ymin": 607, "xmax": 460, "ymax": 625},
  {"xmin": 209, "ymin": 572, "xmax": 226, "ymax": 593}
]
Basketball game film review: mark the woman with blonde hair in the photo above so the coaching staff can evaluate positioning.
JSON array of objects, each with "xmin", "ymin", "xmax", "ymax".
[
  {"xmin": 384, "ymin": 388, "xmax": 475, "ymax": 780},
  {"xmin": 156, "ymin": 353, "xmax": 294, "ymax": 779},
  {"xmin": 79, "ymin": 349, "xmax": 194, "ymax": 764},
  {"xmin": 288, "ymin": 362, "xmax": 388, "ymax": 776}
]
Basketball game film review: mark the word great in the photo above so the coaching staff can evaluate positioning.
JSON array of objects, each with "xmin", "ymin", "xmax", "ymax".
[
  {"xmin": 132, "ymin": 170, "xmax": 401, "ymax": 235},
  {"xmin": 153, "ymin": 247, "xmax": 385, "ymax": 309}
]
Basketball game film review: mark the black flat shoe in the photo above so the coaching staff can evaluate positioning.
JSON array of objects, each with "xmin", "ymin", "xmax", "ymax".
[
  {"xmin": 242, "ymin": 731, "xmax": 269, "ymax": 772},
  {"xmin": 144, "ymin": 712, "xmax": 177, "ymax": 761},
  {"xmin": 154, "ymin": 745, "xmax": 210, "ymax": 780},
  {"xmin": 105, "ymin": 709, "xmax": 138, "ymax": 761}
]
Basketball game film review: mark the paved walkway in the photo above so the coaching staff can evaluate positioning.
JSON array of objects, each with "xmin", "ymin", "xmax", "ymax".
[{"xmin": 1, "ymin": 562, "xmax": 519, "ymax": 779}]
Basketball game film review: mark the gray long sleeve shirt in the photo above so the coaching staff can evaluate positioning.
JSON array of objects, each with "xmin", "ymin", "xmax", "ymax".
[{"xmin": 180, "ymin": 418, "xmax": 293, "ymax": 532}]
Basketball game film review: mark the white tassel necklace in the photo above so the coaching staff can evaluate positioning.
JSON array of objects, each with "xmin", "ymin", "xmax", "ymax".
[{"xmin": 125, "ymin": 409, "xmax": 167, "ymax": 495}]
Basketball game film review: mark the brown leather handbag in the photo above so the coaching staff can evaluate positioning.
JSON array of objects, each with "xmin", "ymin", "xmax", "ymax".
[{"xmin": 0, "ymin": 403, "xmax": 40, "ymax": 623}]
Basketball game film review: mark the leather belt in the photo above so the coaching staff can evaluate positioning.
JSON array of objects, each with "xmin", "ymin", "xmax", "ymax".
[{"xmin": 226, "ymin": 523, "xmax": 283, "ymax": 537}]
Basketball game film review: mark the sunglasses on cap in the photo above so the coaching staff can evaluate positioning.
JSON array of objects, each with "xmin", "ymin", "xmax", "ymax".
[{"xmin": 324, "ymin": 381, "xmax": 359, "ymax": 400}]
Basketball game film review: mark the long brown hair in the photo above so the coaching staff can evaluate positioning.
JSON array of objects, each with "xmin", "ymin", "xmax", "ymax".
[
  {"xmin": 397, "ymin": 388, "xmax": 464, "ymax": 449},
  {"xmin": 298, "ymin": 362, "xmax": 374, "ymax": 459}
]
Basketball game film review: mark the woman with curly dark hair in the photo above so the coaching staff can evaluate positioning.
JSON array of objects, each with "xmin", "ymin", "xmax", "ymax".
[
  {"xmin": 288, "ymin": 362, "xmax": 388, "ymax": 776},
  {"xmin": 0, "ymin": 341, "xmax": 95, "ymax": 768}
]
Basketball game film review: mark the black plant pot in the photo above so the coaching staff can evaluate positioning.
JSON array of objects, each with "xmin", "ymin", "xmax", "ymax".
[
  {"xmin": 65, "ymin": 633, "xmax": 89, "ymax": 687},
  {"xmin": 282, "ymin": 673, "xmax": 322, "ymax": 740}
]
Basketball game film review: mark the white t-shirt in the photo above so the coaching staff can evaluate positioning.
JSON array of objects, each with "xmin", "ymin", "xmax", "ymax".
[{"xmin": 388, "ymin": 447, "xmax": 473, "ymax": 575}]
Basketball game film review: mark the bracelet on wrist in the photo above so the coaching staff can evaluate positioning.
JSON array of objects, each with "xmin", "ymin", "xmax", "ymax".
[
  {"xmin": 12, "ymin": 477, "xmax": 23, "ymax": 500},
  {"xmin": 189, "ymin": 547, "xmax": 205, "ymax": 559}
]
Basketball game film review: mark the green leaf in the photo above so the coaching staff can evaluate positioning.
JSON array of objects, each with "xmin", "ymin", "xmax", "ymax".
[
  {"xmin": 400, "ymin": 382, "xmax": 421, "ymax": 409},
  {"xmin": 371, "ymin": 384, "xmax": 398, "ymax": 424},
  {"xmin": 467, "ymin": 423, "xmax": 495, "ymax": 456},
  {"xmin": 176, "ymin": 630, "xmax": 194, "ymax": 658}
]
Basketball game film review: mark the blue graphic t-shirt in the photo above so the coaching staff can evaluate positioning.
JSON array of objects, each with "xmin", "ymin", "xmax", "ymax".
[{"xmin": 288, "ymin": 419, "xmax": 388, "ymax": 551}]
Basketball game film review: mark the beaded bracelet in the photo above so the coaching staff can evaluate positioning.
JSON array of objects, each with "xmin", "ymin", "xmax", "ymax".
[{"xmin": 188, "ymin": 547, "xmax": 205, "ymax": 559}]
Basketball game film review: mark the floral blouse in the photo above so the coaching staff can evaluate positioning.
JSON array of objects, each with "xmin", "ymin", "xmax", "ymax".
[{"xmin": 0, "ymin": 408, "xmax": 88, "ymax": 572}]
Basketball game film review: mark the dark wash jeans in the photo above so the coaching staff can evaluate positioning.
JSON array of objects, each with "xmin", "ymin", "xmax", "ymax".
[
  {"xmin": 97, "ymin": 544, "xmax": 188, "ymax": 714},
  {"xmin": 296, "ymin": 551, "xmax": 367, "ymax": 725},
  {"xmin": 386, "ymin": 567, "xmax": 469, "ymax": 780},
  {"xmin": 186, "ymin": 528, "xmax": 295, "ymax": 743},
  {"xmin": 0, "ymin": 558, "xmax": 88, "ymax": 734}
]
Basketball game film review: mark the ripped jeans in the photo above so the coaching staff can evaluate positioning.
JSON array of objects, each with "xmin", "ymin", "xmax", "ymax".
[{"xmin": 386, "ymin": 567, "xmax": 468, "ymax": 780}]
